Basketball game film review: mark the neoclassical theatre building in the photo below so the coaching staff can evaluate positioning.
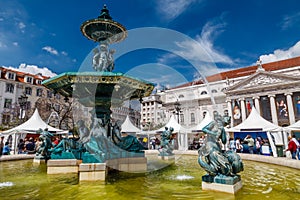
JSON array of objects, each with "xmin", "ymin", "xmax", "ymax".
[{"xmin": 141, "ymin": 56, "xmax": 300, "ymax": 130}]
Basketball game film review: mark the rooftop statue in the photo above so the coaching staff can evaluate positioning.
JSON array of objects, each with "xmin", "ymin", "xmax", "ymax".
[{"xmin": 198, "ymin": 111, "xmax": 243, "ymax": 183}]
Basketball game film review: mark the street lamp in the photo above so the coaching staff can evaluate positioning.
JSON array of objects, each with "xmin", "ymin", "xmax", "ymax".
[
  {"xmin": 174, "ymin": 100, "xmax": 181, "ymax": 124},
  {"xmin": 18, "ymin": 92, "xmax": 28, "ymax": 120}
]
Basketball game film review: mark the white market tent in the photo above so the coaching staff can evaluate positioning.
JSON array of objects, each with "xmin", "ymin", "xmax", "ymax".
[
  {"xmin": 1, "ymin": 108, "xmax": 67, "ymax": 153},
  {"xmin": 155, "ymin": 115, "xmax": 190, "ymax": 150},
  {"xmin": 227, "ymin": 107, "xmax": 283, "ymax": 157},
  {"xmin": 227, "ymin": 107, "xmax": 282, "ymax": 132},
  {"xmin": 2, "ymin": 108, "xmax": 65, "ymax": 134},
  {"xmin": 121, "ymin": 115, "xmax": 141, "ymax": 136},
  {"xmin": 189, "ymin": 112, "xmax": 213, "ymax": 132},
  {"xmin": 284, "ymin": 120, "xmax": 300, "ymax": 131},
  {"xmin": 156, "ymin": 115, "xmax": 189, "ymax": 133}
]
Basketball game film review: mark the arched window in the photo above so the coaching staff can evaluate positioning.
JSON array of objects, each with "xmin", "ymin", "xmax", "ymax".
[
  {"xmin": 200, "ymin": 91, "xmax": 207, "ymax": 95},
  {"xmin": 178, "ymin": 94, "xmax": 184, "ymax": 98},
  {"xmin": 211, "ymin": 89, "xmax": 217, "ymax": 93}
]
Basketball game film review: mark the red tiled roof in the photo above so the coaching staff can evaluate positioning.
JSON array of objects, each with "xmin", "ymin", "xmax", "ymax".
[
  {"xmin": 206, "ymin": 56, "xmax": 300, "ymax": 82},
  {"xmin": 0, "ymin": 67, "xmax": 50, "ymax": 84},
  {"xmin": 173, "ymin": 56, "xmax": 300, "ymax": 89}
]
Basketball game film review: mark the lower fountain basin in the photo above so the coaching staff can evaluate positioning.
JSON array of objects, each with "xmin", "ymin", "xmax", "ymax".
[{"xmin": 0, "ymin": 154, "xmax": 299, "ymax": 199}]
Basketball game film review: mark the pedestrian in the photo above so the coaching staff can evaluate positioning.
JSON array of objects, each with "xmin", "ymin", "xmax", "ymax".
[
  {"xmin": 17, "ymin": 138, "xmax": 25, "ymax": 154},
  {"xmin": 0, "ymin": 136, "xmax": 4, "ymax": 157},
  {"xmin": 2, "ymin": 142, "xmax": 11, "ymax": 155},
  {"xmin": 229, "ymin": 138, "xmax": 236, "ymax": 152},
  {"xmin": 25, "ymin": 137, "xmax": 35, "ymax": 154},
  {"xmin": 151, "ymin": 138, "xmax": 156, "ymax": 150},
  {"xmin": 286, "ymin": 136, "xmax": 297, "ymax": 159},
  {"xmin": 255, "ymin": 138, "xmax": 261, "ymax": 154},
  {"xmin": 291, "ymin": 135, "xmax": 300, "ymax": 160},
  {"xmin": 244, "ymin": 135, "xmax": 254, "ymax": 154},
  {"xmin": 235, "ymin": 138, "xmax": 243, "ymax": 153}
]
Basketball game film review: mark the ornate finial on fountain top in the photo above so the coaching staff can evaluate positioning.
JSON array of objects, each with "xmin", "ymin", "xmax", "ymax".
[{"xmin": 98, "ymin": 4, "xmax": 112, "ymax": 20}]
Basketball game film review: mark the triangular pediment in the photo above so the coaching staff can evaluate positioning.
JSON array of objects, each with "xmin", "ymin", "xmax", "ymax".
[{"xmin": 226, "ymin": 71, "xmax": 300, "ymax": 93}]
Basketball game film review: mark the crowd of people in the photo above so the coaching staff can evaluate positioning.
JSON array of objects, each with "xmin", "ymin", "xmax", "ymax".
[
  {"xmin": 189, "ymin": 133, "xmax": 300, "ymax": 159},
  {"xmin": 228, "ymin": 135, "xmax": 271, "ymax": 155},
  {"xmin": 0, "ymin": 135, "xmax": 61, "ymax": 156},
  {"xmin": 1, "ymin": 132, "xmax": 300, "ymax": 160}
]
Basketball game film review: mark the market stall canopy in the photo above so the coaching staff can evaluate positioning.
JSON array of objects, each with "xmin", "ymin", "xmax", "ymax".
[
  {"xmin": 121, "ymin": 115, "xmax": 141, "ymax": 133},
  {"xmin": 189, "ymin": 112, "xmax": 213, "ymax": 132},
  {"xmin": 156, "ymin": 115, "xmax": 189, "ymax": 133},
  {"xmin": 2, "ymin": 108, "xmax": 67, "ymax": 134},
  {"xmin": 283, "ymin": 120, "xmax": 300, "ymax": 131},
  {"xmin": 227, "ymin": 107, "xmax": 282, "ymax": 132}
]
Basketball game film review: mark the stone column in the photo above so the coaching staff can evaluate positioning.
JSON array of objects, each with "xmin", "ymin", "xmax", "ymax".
[
  {"xmin": 240, "ymin": 98, "xmax": 246, "ymax": 121},
  {"xmin": 268, "ymin": 94, "xmax": 278, "ymax": 125},
  {"xmin": 285, "ymin": 93, "xmax": 295, "ymax": 124},
  {"xmin": 226, "ymin": 98, "xmax": 233, "ymax": 128},
  {"xmin": 253, "ymin": 96, "xmax": 261, "ymax": 115}
]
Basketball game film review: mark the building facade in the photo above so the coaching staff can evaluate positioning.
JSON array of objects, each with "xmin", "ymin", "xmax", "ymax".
[
  {"xmin": 141, "ymin": 57, "xmax": 300, "ymax": 129},
  {"xmin": 0, "ymin": 67, "xmax": 49, "ymax": 127}
]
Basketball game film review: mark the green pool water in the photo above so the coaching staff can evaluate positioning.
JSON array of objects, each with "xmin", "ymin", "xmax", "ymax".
[{"xmin": 0, "ymin": 155, "xmax": 299, "ymax": 200}]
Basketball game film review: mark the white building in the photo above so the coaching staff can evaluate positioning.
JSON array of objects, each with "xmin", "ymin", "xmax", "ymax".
[
  {"xmin": 141, "ymin": 56, "xmax": 300, "ymax": 130},
  {"xmin": 0, "ymin": 67, "xmax": 50, "ymax": 126}
]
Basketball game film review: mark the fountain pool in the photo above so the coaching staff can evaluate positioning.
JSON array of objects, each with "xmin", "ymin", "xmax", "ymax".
[{"xmin": 0, "ymin": 155, "xmax": 299, "ymax": 200}]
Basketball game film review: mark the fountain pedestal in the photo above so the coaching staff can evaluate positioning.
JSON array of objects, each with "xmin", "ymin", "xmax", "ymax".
[
  {"xmin": 79, "ymin": 163, "xmax": 107, "ymax": 181},
  {"xmin": 106, "ymin": 157, "xmax": 147, "ymax": 173},
  {"xmin": 158, "ymin": 155, "xmax": 175, "ymax": 161},
  {"xmin": 33, "ymin": 157, "xmax": 46, "ymax": 164},
  {"xmin": 201, "ymin": 175, "xmax": 243, "ymax": 194},
  {"xmin": 47, "ymin": 159, "xmax": 80, "ymax": 174}
]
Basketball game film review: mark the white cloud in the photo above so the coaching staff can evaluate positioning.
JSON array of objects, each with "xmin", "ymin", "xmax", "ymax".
[
  {"xmin": 156, "ymin": 0, "xmax": 199, "ymax": 20},
  {"xmin": 42, "ymin": 46, "xmax": 59, "ymax": 55},
  {"xmin": 158, "ymin": 19, "xmax": 233, "ymax": 66},
  {"xmin": 61, "ymin": 51, "xmax": 68, "ymax": 56},
  {"xmin": 18, "ymin": 22, "xmax": 26, "ymax": 32},
  {"xmin": 259, "ymin": 41, "xmax": 300, "ymax": 63},
  {"xmin": 280, "ymin": 12, "xmax": 300, "ymax": 30},
  {"xmin": 13, "ymin": 42, "xmax": 18, "ymax": 46},
  {"xmin": 4, "ymin": 63, "xmax": 57, "ymax": 77}
]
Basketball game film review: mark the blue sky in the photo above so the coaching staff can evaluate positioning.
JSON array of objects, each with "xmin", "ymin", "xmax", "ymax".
[{"xmin": 1, "ymin": 0, "xmax": 300, "ymax": 88}]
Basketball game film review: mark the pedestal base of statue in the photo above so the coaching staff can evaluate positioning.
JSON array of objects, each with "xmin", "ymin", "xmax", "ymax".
[
  {"xmin": 158, "ymin": 154, "xmax": 175, "ymax": 161},
  {"xmin": 201, "ymin": 175, "xmax": 243, "ymax": 194},
  {"xmin": 106, "ymin": 157, "xmax": 147, "ymax": 173},
  {"xmin": 33, "ymin": 156, "xmax": 46, "ymax": 165},
  {"xmin": 47, "ymin": 159, "xmax": 79, "ymax": 174},
  {"xmin": 79, "ymin": 163, "xmax": 107, "ymax": 181}
]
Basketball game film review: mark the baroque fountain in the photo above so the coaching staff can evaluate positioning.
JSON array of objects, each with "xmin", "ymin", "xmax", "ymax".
[{"xmin": 41, "ymin": 5, "xmax": 155, "ymax": 178}]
